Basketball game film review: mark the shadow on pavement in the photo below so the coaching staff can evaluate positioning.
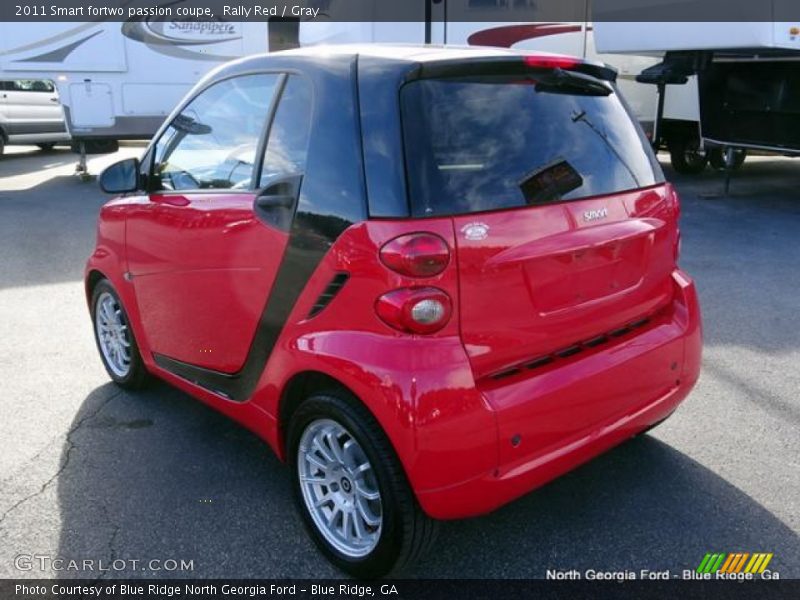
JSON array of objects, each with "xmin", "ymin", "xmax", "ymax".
[
  {"xmin": 55, "ymin": 382, "xmax": 800, "ymax": 578},
  {"xmin": 56, "ymin": 382, "xmax": 339, "ymax": 579}
]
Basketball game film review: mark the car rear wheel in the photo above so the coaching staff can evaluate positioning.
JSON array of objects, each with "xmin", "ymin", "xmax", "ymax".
[
  {"xmin": 668, "ymin": 137, "xmax": 708, "ymax": 174},
  {"xmin": 91, "ymin": 279, "xmax": 150, "ymax": 389},
  {"xmin": 287, "ymin": 393, "xmax": 438, "ymax": 578}
]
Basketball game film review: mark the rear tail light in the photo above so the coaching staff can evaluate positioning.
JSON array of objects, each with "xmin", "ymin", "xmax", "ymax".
[
  {"xmin": 668, "ymin": 183, "xmax": 682, "ymax": 219},
  {"xmin": 376, "ymin": 288, "xmax": 452, "ymax": 334},
  {"xmin": 524, "ymin": 55, "xmax": 580, "ymax": 70},
  {"xmin": 380, "ymin": 233, "xmax": 450, "ymax": 278},
  {"xmin": 668, "ymin": 184, "xmax": 682, "ymax": 262}
]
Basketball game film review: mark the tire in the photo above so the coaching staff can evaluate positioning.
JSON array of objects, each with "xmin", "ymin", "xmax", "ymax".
[
  {"xmin": 90, "ymin": 279, "xmax": 150, "ymax": 389},
  {"xmin": 37, "ymin": 143, "xmax": 56, "ymax": 152},
  {"xmin": 708, "ymin": 147, "xmax": 747, "ymax": 170},
  {"xmin": 0, "ymin": 135, "xmax": 5, "ymax": 157},
  {"xmin": 287, "ymin": 392, "xmax": 438, "ymax": 578},
  {"xmin": 668, "ymin": 138, "xmax": 708, "ymax": 174}
]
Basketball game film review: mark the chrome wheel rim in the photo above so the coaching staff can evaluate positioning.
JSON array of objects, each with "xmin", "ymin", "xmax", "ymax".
[
  {"xmin": 297, "ymin": 418, "xmax": 383, "ymax": 558},
  {"xmin": 95, "ymin": 291, "xmax": 132, "ymax": 378}
]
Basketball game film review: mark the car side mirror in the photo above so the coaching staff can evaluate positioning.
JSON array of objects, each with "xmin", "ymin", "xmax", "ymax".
[{"xmin": 99, "ymin": 158, "xmax": 140, "ymax": 194}]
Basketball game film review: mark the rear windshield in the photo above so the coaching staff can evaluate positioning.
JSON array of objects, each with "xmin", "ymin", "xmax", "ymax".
[{"xmin": 401, "ymin": 75, "xmax": 664, "ymax": 217}]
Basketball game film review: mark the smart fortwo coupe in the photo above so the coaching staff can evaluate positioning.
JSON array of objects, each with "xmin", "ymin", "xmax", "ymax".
[{"xmin": 87, "ymin": 45, "xmax": 702, "ymax": 577}]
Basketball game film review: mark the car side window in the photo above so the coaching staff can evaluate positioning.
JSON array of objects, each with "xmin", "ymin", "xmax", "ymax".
[
  {"xmin": 152, "ymin": 74, "xmax": 280, "ymax": 192},
  {"xmin": 259, "ymin": 75, "xmax": 313, "ymax": 187},
  {"xmin": 10, "ymin": 80, "xmax": 54, "ymax": 92}
]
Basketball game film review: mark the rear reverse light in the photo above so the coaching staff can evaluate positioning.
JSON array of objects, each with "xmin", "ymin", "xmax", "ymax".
[
  {"xmin": 524, "ymin": 55, "xmax": 580, "ymax": 70},
  {"xmin": 376, "ymin": 288, "xmax": 452, "ymax": 334},
  {"xmin": 380, "ymin": 233, "xmax": 450, "ymax": 278}
]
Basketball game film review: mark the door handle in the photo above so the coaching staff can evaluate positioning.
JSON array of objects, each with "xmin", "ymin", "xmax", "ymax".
[
  {"xmin": 255, "ymin": 194, "xmax": 295, "ymax": 210},
  {"xmin": 253, "ymin": 174, "xmax": 303, "ymax": 231},
  {"xmin": 50, "ymin": 97, "xmax": 59, "ymax": 102},
  {"xmin": 150, "ymin": 194, "xmax": 190, "ymax": 207}
]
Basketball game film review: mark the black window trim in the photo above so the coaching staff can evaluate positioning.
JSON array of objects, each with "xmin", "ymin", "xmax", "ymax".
[
  {"xmin": 253, "ymin": 72, "xmax": 316, "ymax": 193},
  {"xmin": 252, "ymin": 74, "xmax": 288, "ymax": 190},
  {"xmin": 145, "ymin": 69, "xmax": 310, "ymax": 197}
]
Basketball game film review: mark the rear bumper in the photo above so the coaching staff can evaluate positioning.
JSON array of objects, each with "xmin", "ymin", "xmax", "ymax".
[{"xmin": 416, "ymin": 269, "xmax": 702, "ymax": 519}]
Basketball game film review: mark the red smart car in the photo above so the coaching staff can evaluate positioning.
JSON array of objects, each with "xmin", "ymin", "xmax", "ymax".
[{"xmin": 87, "ymin": 45, "xmax": 702, "ymax": 577}]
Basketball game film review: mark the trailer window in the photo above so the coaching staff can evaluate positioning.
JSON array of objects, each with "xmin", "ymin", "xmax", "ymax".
[
  {"xmin": 153, "ymin": 74, "xmax": 280, "ymax": 192},
  {"xmin": 401, "ymin": 76, "xmax": 663, "ymax": 217}
]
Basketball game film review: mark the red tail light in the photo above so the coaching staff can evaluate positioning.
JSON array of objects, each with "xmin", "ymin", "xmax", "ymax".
[
  {"xmin": 376, "ymin": 288, "xmax": 452, "ymax": 334},
  {"xmin": 668, "ymin": 184, "xmax": 682, "ymax": 262},
  {"xmin": 380, "ymin": 233, "xmax": 450, "ymax": 278},
  {"xmin": 524, "ymin": 55, "xmax": 580, "ymax": 70},
  {"xmin": 667, "ymin": 183, "xmax": 682, "ymax": 219}
]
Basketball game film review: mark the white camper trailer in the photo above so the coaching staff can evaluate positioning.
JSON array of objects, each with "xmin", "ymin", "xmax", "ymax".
[
  {"xmin": 300, "ymin": 20, "xmax": 664, "ymax": 131},
  {"xmin": 299, "ymin": 13, "xmax": 702, "ymax": 172},
  {"xmin": 0, "ymin": 20, "xmax": 279, "ymax": 170},
  {"xmin": 595, "ymin": 15, "xmax": 800, "ymax": 171}
]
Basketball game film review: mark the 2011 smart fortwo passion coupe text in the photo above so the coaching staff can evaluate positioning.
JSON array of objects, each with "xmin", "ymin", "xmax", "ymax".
[{"xmin": 86, "ymin": 45, "xmax": 702, "ymax": 578}]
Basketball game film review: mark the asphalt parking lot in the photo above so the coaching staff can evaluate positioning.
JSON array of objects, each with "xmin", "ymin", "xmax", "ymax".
[{"xmin": 0, "ymin": 145, "xmax": 798, "ymax": 579}]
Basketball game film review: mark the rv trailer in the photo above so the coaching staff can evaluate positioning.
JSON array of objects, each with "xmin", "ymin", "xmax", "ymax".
[
  {"xmin": 299, "ymin": 1, "xmax": 704, "ymax": 173},
  {"xmin": 595, "ymin": 12, "xmax": 800, "ymax": 173},
  {"xmin": 0, "ymin": 20, "xmax": 277, "ymax": 172}
]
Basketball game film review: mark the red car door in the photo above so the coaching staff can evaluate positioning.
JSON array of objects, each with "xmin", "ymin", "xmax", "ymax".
[{"xmin": 126, "ymin": 74, "xmax": 313, "ymax": 377}]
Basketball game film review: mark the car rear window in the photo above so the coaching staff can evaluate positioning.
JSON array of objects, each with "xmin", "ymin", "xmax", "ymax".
[{"xmin": 401, "ymin": 75, "xmax": 664, "ymax": 217}]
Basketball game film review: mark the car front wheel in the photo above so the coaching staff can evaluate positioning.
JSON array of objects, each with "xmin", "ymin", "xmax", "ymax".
[
  {"xmin": 287, "ymin": 393, "xmax": 438, "ymax": 578},
  {"xmin": 91, "ymin": 279, "xmax": 150, "ymax": 389}
]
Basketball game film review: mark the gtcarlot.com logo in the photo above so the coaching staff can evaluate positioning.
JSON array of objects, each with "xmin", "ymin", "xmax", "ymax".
[{"xmin": 15, "ymin": 554, "xmax": 194, "ymax": 573}]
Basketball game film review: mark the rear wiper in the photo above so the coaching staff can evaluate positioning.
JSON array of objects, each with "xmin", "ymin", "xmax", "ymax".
[{"xmin": 534, "ymin": 68, "xmax": 613, "ymax": 96}]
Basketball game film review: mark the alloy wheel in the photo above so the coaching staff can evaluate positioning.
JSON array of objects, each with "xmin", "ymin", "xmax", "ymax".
[
  {"xmin": 95, "ymin": 291, "xmax": 132, "ymax": 378},
  {"xmin": 297, "ymin": 418, "xmax": 383, "ymax": 558}
]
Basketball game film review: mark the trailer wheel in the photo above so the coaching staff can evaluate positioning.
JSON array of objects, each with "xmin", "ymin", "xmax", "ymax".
[
  {"xmin": 668, "ymin": 138, "xmax": 708, "ymax": 174},
  {"xmin": 709, "ymin": 148, "xmax": 747, "ymax": 171}
]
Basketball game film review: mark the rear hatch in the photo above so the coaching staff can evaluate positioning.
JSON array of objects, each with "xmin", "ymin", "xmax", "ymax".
[{"xmin": 401, "ymin": 58, "xmax": 679, "ymax": 381}]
